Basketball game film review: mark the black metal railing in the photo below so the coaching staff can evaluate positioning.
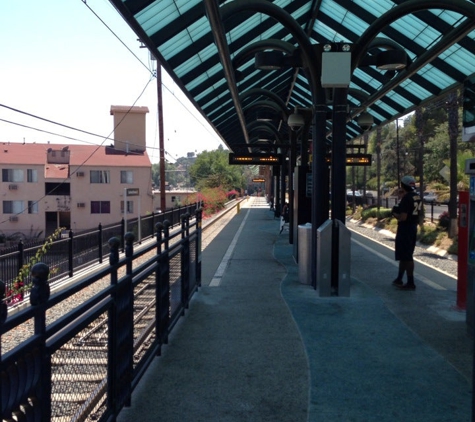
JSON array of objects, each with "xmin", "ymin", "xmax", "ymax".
[
  {"xmin": 0, "ymin": 202, "xmax": 202, "ymax": 303},
  {"xmin": 348, "ymin": 195, "xmax": 447, "ymax": 222},
  {"xmin": 0, "ymin": 210, "xmax": 202, "ymax": 422}
]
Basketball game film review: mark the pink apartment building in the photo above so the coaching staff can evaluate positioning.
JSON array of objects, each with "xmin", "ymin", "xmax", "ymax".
[{"xmin": 0, "ymin": 106, "xmax": 153, "ymax": 239}]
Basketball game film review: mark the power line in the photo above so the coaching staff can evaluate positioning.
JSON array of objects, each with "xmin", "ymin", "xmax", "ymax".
[
  {"xmin": 81, "ymin": 0, "xmax": 153, "ymax": 76},
  {"xmin": 0, "ymin": 77, "xmax": 154, "ymax": 226}
]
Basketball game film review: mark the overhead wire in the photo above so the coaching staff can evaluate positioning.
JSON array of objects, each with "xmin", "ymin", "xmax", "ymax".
[
  {"xmin": 0, "ymin": 77, "xmax": 154, "ymax": 227},
  {"xmin": 0, "ymin": 1, "xmax": 222, "ymax": 157},
  {"xmin": 0, "ymin": 0, "xmax": 222, "ymax": 226},
  {"xmin": 85, "ymin": 0, "xmax": 223, "ymax": 152},
  {"xmin": 0, "ymin": 114, "xmax": 172, "ymax": 155}
]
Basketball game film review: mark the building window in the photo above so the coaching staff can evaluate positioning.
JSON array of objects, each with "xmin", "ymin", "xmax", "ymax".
[
  {"xmin": 45, "ymin": 182, "xmax": 70, "ymax": 196},
  {"xmin": 91, "ymin": 201, "xmax": 110, "ymax": 214},
  {"xmin": 90, "ymin": 170, "xmax": 110, "ymax": 184},
  {"xmin": 120, "ymin": 200, "xmax": 134, "ymax": 213},
  {"xmin": 27, "ymin": 169, "xmax": 38, "ymax": 183},
  {"xmin": 3, "ymin": 200, "xmax": 23, "ymax": 214},
  {"xmin": 120, "ymin": 170, "xmax": 133, "ymax": 184},
  {"xmin": 2, "ymin": 169, "xmax": 23, "ymax": 182},
  {"xmin": 28, "ymin": 201, "xmax": 39, "ymax": 214}
]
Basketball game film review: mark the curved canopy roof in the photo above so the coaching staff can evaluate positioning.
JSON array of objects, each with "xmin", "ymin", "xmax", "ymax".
[{"xmin": 109, "ymin": 0, "xmax": 475, "ymax": 151}]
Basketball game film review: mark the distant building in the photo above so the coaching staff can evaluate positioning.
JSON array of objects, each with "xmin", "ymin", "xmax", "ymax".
[
  {"xmin": 0, "ymin": 106, "xmax": 153, "ymax": 239},
  {"xmin": 152, "ymin": 189, "xmax": 196, "ymax": 212}
]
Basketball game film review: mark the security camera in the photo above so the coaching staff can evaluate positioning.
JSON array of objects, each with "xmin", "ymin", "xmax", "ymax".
[
  {"xmin": 287, "ymin": 112, "xmax": 305, "ymax": 131},
  {"xmin": 357, "ymin": 112, "xmax": 374, "ymax": 131}
]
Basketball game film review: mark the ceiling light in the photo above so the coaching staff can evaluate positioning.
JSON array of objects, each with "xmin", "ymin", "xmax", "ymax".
[
  {"xmin": 287, "ymin": 110, "xmax": 305, "ymax": 130},
  {"xmin": 357, "ymin": 112, "xmax": 374, "ymax": 131},
  {"xmin": 255, "ymin": 51, "xmax": 284, "ymax": 70},
  {"xmin": 256, "ymin": 111, "xmax": 275, "ymax": 122},
  {"xmin": 376, "ymin": 49, "xmax": 407, "ymax": 71}
]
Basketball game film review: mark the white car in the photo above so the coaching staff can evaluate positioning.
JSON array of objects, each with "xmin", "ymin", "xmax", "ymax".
[{"xmin": 423, "ymin": 192, "xmax": 437, "ymax": 203}]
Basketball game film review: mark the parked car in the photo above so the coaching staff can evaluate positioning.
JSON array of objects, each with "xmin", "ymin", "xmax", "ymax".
[
  {"xmin": 423, "ymin": 192, "xmax": 438, "ymax": 203},
  {"xmin": 346, "ymin": 189, "xmax": 362, "ymax": 197},
  {"xmin": 346, "ymin": 189, "xmax": 363, "ymax": 205}
]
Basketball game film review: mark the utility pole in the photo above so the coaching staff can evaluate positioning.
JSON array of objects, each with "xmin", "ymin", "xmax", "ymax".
[
  {"xmin": 156, "ymin": 65, "xmax": 166, "ymax": 212},
  {"xmin": 396, "ymin": 118, "xmax": 401, "ymax": 187}
]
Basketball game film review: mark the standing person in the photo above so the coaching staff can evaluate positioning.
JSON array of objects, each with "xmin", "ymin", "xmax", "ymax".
[
  {"xmin": 279, "ymin": 202, "xmax": 290, "ymax": 234},
  {"xmin": 391, "ymin": 175, "xmax": 422, "ymax": 290}
]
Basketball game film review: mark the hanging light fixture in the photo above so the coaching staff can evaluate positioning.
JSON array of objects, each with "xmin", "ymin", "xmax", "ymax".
[
  {"xmin": 287, "ymin": 107, "xmax": 305, "ymax": 130},
  {"xmin": 376, "ymin": 49, "xmax": 408, "ymax": 70}
]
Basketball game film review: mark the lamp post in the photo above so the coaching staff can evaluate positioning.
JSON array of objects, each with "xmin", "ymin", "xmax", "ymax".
[
  {"xmin": 376, "ymin": 128, "xmax": 382, "ymax": 211},
  {"xmin": 396, "ymin": 118, "xmax": 402, "ymax": 187}
]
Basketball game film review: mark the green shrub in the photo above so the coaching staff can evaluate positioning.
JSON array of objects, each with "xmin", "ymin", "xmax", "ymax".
[
  {"xmin": 448, "ymin": 236, "xmax": 458, "ymax": 255},
  {"xmin": 361, "ymin": 207, "xmax": 392, "ymax": 221},
  {"xmin": 352, "ymin": 205, "xmax": 363, "ymax": 220},
  {"xmin": 418, "ymin": 226, "xmax": 440, "ymax": 245},
  {"xmin": 386, "ymin": 218, "xmax": 399, "ymax": 233}
]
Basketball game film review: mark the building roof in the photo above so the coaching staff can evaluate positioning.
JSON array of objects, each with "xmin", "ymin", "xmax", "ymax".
[
  {"xmin": 0, "ymin": 143, "xmax": 152, "ymax": 167},
  {"xmin": 108, "ymin": 0, "xmax": 475, "ymax": 150}
]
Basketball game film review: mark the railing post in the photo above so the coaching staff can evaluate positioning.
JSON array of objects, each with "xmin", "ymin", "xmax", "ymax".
[
  {"xmin": 121, "ymin": 218, "xmax": 125, "ymax": 252},
  {"xmin": 17, "ymin": 240, "xmax": 24, "ymax": 275},
  {"xmin": 68, "ymin": 229, "xmax": 74, "ymax": 278},
  {"xmin": 98, "ymin": 223, "xmax": 103, "ymax": 264},
  {"xmin": 196, "ymin": 208, "xmax": 202, "ymax": 288},
  {"xmin": 107, "ymin": 237, "xmax": 120, "ymax": 415},
  {"xmin": 30, "ymin": 262, "xmax": 51, "ymax": 421},
  {"xmin": 155, "ymin": 222, "xmax": 169, "ymax": 353},
  {"xmin": 2, "ymin": 265, "xmax": 50, "ymax": 422},
  {"xmin": 163, "ymin": 220, "xmax": 170, "ymax": 251},
  {"xmin": 124, "ymin": 232, "xmax": 135, "ymax": 407},
  {"xmin": 0, "ymin": 280, "xmax": 3, "ymax": 417},
  {"xmin": 0, "ymin": 278, "xmax": 6, "ymax": 354},
  {"xmin": 181, "ymin": 213, "xmax": 190, "ymax": 312}
]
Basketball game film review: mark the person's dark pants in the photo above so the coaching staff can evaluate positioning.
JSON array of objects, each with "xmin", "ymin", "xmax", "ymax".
[{"xmin": 395, "ymin": 223, "xmax": 417, "ymax": 261}]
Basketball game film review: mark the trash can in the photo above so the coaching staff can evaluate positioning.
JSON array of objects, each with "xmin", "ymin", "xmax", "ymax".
[{"xmin": 298, "ymin": 223, "xmax": 312, "ymax": 284}]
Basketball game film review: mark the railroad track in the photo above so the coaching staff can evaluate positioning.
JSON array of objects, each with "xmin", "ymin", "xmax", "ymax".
[
  {"xmin": 48, "ymin": 272, "xmax": 158, "ymax": 421},
  {"xmin": 37, "ymin": 200, "xmax": 246, "ymax": 421}
]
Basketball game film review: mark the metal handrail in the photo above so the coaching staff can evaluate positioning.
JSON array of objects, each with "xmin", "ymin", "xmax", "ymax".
[
  {"xmin": 0, "ymin": 202, "xmax": 203, "ymax": 303},
  {"xmin": 0, "ymin": 210, "xmax": 202, "ymax": 421}
]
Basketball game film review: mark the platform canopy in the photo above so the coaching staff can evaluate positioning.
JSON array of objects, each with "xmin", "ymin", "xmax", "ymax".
[{"xmin": 109, "ymin": 0, "xmax": 475, "ymax": 151}]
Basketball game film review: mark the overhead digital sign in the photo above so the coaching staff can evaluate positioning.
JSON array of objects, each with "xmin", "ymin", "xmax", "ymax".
[
  {"xmin": 252, "ymin": 178, "xmax": 266, "ymax": 182},
  {"xmin": 229, "ymin": 153, "xmax": 282, "ymax": 165},
  {"xmin": 325, "ymin": 153, "xmax": 372, "ymax": 166}
]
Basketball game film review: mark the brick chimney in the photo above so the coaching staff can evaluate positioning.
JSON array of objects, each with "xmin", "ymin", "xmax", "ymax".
[{"xmin": 110, "ymin": 105, "xmax": 149, "ymax": 153}]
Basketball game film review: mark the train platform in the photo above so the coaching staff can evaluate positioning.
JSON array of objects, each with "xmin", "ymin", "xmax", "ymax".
[{"xmin": 117, "ymin": 196, "xmax": 473, "ymax": 422}]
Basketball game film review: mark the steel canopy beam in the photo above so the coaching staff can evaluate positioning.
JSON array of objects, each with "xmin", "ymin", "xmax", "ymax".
[
  {"xmin": 204, "ymin": 0, "xmax": 250, "ymax": 145},
  {"xmin": 352, "ymin": 0, "xmax": 475, "ymax": 123}
]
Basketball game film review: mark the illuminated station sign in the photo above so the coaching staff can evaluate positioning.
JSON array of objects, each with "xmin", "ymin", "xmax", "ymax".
[
  {"xmin": 228, "ymin": 153, "xmax": 283, "ymax": 165},
  {"xmin": 325, "ymin": 153, "xmax": 372, "ymax": 166}
]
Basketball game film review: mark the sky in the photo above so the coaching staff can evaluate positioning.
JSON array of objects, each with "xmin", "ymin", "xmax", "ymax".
[{"xmin": 0, "ymin": 0, "xmax": 226, "ymax": 163}]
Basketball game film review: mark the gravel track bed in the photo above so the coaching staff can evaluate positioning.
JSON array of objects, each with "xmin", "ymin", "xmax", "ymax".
[{"xmin": 347, "ymin": 218, "xmax": 457, "ymax": 278}]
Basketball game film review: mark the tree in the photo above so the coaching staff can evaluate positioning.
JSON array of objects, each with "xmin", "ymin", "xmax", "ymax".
[
  {"xmin": 151, "ymin": 158, "xmax": 194, "ymax": 190},
  {"xmin": 189, "ymin": 149, "xmax": 245, "ymax": 191}
]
